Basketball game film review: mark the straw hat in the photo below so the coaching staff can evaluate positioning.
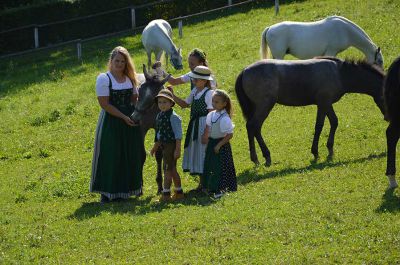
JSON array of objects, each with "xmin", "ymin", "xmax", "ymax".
[
  {"xmin": 188, "ymin": 65, "xmax": 213, "ymax": 81},
  {"xmin": 155, "ymin": 89, "xmax": 175, "ymax": 106}
]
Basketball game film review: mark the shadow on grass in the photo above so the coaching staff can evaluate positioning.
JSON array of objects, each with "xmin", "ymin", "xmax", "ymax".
[
  {"xmin": 375, "ymin": 188, "xmax": 400, "ymax": 213},
  {"xmin": 237, "ymin": 152, "xmax": 386, "ymax": 185},
  {"xmin": 70, "ymin": 190, "xmax": 217, "ymax": 221}
]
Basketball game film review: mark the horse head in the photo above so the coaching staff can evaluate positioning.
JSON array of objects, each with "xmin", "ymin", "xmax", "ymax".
[
  {"xmin": 130, "ymin": 64, "xmax": 170, "ymax": 122},
  {"xmin": 170, "ymin": 47, "xmax": 183, "ymax": 70},
  {"xmin": 374, "ymin": 47, "xmax": 384, "ymax": 68}
]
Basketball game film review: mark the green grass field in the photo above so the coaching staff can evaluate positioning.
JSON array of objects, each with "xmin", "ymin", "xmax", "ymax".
[{"xmin": 1, "ymin": 0, "xmax": 400, "ymax": 263}]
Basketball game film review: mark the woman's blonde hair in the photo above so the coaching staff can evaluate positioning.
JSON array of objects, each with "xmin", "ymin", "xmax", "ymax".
[
  {"xmin": 213, "ymin": 89, "xmax": 233, "ymax": 117},
  {"xmin": 108, "ymin": 46, "xmax": 139, "ymax": 87}
]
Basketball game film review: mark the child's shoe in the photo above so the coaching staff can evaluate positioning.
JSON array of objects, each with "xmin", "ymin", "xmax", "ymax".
[
  {"xmin": 158, "ymin": 190, "xmax": 171, "ymax": 202},
  {"xmin": 171, "ymin": 192, "xmax": 184, "ymax": 201},
  {"xmin": 171, "ymin": 188, "xmax": 184, "ymax": 201}
]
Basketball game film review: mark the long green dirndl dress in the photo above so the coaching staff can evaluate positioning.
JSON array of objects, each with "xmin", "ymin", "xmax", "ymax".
[
  {"xmin": 202, "ymin": 112, "xmax": 237, "ymax": 193},
  {"xmin": 90, "ymin": 74, "xmax": 145, "ymax": 200}
]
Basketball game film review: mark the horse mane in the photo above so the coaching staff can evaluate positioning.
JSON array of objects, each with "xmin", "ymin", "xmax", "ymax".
[
  {"xmin": 326, "ymin": 16, "xmax": 375, "ymax": 46},
  {"xmin": 384, "ymin": 56, "xmax": 400, "ymax": 122},
  {"xmin": 316, "ymin": 56, "xmax": 384, "ymax": 77},
  {"xmin": 154, "ymin": 23, "xmax": 179, "ymax": 53}
]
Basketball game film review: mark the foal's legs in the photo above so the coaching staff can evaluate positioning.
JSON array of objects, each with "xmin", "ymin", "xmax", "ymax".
[
  {"xmin": 326, "ymin": 106, "xmax": 338, "ymax": 159},
  {"xmin": 246, "ymin": 99, "xmax": 276, "ymax": 166},
  {"xmin": 311, "ymin": 106, "xmax": 328, "ymax": 160},
  {"xmin": 386, "ymin": 122, "xmax": 400, "ymax": 188}
]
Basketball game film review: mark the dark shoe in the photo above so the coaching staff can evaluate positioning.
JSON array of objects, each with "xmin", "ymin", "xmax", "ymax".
[{"xmin": 100, "ymin": 194, "xmax": 110, "ymax": 203}]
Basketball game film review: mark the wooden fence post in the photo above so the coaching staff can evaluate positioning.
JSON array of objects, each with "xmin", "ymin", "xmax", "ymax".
[
  {"xmin": 178, "ymin": 19, "xmax": 183, "ymax": 38},
  {"xmin": 228, "ymin": 0, "xmax": 232, "ymax": 5},
  {"xmin": 34, "ymin": 26, "xmax": 39, "ymax": 48},
  {"xmin": 131, "ymin": 8, "xmax": 136, "ymax": 29},
  {"xmin": 275, "ymin": 0, "xmax": 279, "ymax": 15},
  {"xmin": 77, "ymin": 40, "xmax": 82, "ymax": 60}
]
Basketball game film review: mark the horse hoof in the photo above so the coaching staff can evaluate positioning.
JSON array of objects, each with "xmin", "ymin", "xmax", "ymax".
[{"xmin": 265, "ymin": 158, "xmax": 271, "ymax": 167}]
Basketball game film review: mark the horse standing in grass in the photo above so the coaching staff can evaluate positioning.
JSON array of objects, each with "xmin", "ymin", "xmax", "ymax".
[
  {"xmin": 384, "ymin": 56, "xmax": 400, "ymax": 189},
  {"xmin": 131, "ymin": 65, "xmax": 171, "ymax": 193},
  {"xmin": 142, "ymin": 19, "xmax": 183, "ymax": 70},
  {"xmin": 235, "ymin": 57, "xmax": 385, "ymax": 166},
  {"xmin": 260, "ymin": 16, "xmax": 384, "ymax": 67}
]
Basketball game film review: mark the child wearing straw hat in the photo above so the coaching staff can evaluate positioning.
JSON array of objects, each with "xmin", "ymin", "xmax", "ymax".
[
  {"xmin": 172, "ymin": 65, "xmax": 215, "ymax": 191},
  {"xmin": 151, "ymin": 89, "xmax": 184, "ymax": 201}
]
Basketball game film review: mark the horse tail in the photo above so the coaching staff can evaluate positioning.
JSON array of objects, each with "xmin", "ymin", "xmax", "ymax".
[
  {"xmin": 384, "ymin": 56, "xmax": 400, "ymax": 122},
  {"xmin": 235, "ymin": 70, "xmax": 254, "ymax": 121},
  {"xmin": 260, "ymin": 27, "xmax": 270, "ymax": 59}
]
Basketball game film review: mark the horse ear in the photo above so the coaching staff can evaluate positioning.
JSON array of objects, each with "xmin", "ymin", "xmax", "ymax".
[
  {"xmin": 143, "ymin": 64, "xmax": 150, "ymax": 80},
  {"xmin": 377, "ymin": 47, "xmax": 381, "ymax": 53},
  {"xmin": 161, "ymin": 74, "xmax": 171, "ymax": 85}
]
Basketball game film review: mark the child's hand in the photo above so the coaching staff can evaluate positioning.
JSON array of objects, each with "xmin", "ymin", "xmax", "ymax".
[
  {"xmin": 214, "ymin": 145, "xmax": 221, "ymax": 154},
  {"xmin": 150, "ymin": 145, "xmax": 158, "ymax": 156},
  {"xmin": 174, "ymin": 148, "xmax": 181, "ymax": 160},
  {"xmin": 201, "ymin": 134, "xmax": 208, "ymax": 145}
]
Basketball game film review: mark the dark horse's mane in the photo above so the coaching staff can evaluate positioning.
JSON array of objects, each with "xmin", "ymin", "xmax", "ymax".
[
  {"xmin": 384, "ymin": 56, "xmax": 400, "ymax": 122},
  {"xmin": 316, "ymin": 56, "xmax": 385, "ymax": 77}
]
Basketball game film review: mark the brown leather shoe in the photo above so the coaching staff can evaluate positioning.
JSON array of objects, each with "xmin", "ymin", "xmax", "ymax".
[{"xmin": 171, "ymin": 193, "xmax": 184, "ymax": 201}]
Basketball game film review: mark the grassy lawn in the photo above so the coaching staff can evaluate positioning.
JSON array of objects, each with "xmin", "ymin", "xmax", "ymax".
[{"xmin": 1, "ymin": 0, "xmax": 400, "ymax": 263}]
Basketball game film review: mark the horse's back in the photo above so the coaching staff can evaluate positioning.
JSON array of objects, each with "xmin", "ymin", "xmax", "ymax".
[
  {"xmin": 384, "ymin": 56, "xmax": 400, "ymax": 123},
  {"xmin": 266, "ymin": 16, "xmax": 353, "ymax": 59},
  {"xmin": 142, "ymin": 19, "xmax": 171, "ymax": 48},
  {"xmin": 242, "ymin": 59, "xmax": 341, "ymax": 106}
]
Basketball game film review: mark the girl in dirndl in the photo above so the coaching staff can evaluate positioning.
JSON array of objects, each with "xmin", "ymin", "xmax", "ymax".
[
  {"xmin": 172, "ymin": 66, "xmax": 215, "ymax": 189},
  {"xmin": 203, "ymin": 89, "xmax": 237, "ymax": 198},
  {"xmin": 90, "ymin": 46, "xmax": 145, "ymax": 203}
]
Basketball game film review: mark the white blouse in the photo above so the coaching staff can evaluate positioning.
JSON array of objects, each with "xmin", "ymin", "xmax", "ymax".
[
  {"xmin": 206, "ymin": 109, "xmax": 234, "ymax": 134},
  {"xmin": 185, "ymin": 87, "xmax": 214, "ymax": 109},
  {"xmin": 96, "ymin": 71, "xmax": 138, "ymax": 97}
]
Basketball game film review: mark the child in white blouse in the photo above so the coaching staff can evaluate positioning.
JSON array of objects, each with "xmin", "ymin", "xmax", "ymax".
[{"xmin": 202, "ymin": 89, "xmax": 237, "ymax": 198}]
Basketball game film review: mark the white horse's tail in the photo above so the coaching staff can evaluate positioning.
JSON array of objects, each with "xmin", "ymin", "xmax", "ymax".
[{"xmin": 260, "ymin": 27, "xmax": 270, "ymax": 59}]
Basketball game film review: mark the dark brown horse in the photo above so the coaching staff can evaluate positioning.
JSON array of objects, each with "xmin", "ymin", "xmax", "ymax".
[
  {"xmin": 131, "ymin": 65, "xmax": 170, "ymax": 193},
  {"xmin": 384, "ymin": 56, "xmax": 400, "ymax": 189},
  {"xmin": 235, "ymin": 57, "xmax": 385, "ymax": 166}
]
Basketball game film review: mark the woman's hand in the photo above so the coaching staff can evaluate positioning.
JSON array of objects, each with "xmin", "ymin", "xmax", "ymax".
[{"xmin": 122, "ymin": 115, "xmax": 135, "ymax": 126}]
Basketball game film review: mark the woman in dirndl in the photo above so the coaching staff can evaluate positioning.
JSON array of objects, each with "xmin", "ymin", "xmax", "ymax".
[
  {"xmin": 90, "ymin": 46, "xmax": 145, "ymax": 203},
  {"xmin": 203, "ymin": 89, "xmax": 237, "ymax": 198}
]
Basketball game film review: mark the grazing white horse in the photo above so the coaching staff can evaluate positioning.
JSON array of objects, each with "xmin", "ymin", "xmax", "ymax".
[
  {"xmin": 260, "ymin": 16, "xmax": 383, "ymax": 67},
  {"xmin": 142, "ymin": 19, "xmax": 183, "ymax": 70}
]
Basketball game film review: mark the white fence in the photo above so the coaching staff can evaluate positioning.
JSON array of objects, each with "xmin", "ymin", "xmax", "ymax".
[{"xmin": 0, "ymin": 0, "xmax": 279, "ymax": 60}]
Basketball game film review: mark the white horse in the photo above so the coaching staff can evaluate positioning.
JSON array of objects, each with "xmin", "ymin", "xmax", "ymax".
[
  {"xmin": 142, "ymin": 19, "xmax": 183, "ymax": 70},
  {"xmin": 260, "ymin": 16, "xmax": 383, "ymax": 67}
]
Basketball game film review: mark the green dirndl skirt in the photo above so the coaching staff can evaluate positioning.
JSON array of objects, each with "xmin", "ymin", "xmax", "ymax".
[
  {"xmin": 202, "ymin": 138, "xmax": 237, "ymax": 193},
  {"xmin": 90, "ymin": 109, "xmax": 145, "ymax": 199}
]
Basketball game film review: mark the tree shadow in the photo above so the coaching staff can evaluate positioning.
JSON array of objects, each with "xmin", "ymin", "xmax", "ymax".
[
  {"xmin": 70, "ymin": 190, "xmax": 217, "ymax": 221},
  {"xmin": 375, "ymin": 188, "xmax": 400, "ymax": 214},
  {"xmin": 237, "ymin": 152, "xmax": 386, "ymax": 185}
]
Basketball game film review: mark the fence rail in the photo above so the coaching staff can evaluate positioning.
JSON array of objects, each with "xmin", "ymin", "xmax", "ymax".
[{"xmin": 0, "ymin": 0, "xmax": 279, "ymax": 60}]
